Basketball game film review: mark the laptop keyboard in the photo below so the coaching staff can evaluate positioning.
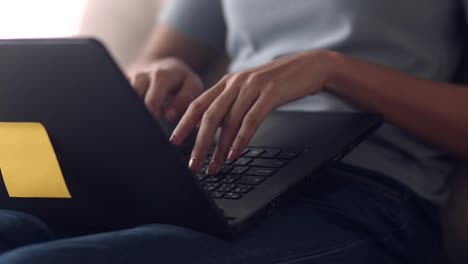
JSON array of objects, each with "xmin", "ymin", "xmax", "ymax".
[{"xmin": 188, "ymin": 148, "xmax": 300, "ymax": 200}]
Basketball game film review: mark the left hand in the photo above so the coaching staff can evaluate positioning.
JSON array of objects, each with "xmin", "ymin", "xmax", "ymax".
[{"xmin": 170, "ymin": 50, "xmax": 335, "ymax": 174}]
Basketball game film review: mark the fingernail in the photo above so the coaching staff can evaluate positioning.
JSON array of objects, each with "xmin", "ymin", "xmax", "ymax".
[
  {"xmin": 165, "ymin": 108, "xmax": 178, "ymax": 122},
  {"xmin": 169, "ymin": 134, "xmax": 178, "ymax": 144},
  {"xmin": 188, "ymin": 157, "xmax": 198, "ymax": 171},
  {"xmin": 206, "ymin": 160, "xmax": 220, "ymax": 175},
  {"xmin": 227, "ymin": 149, "xmax": 237, "ymax": 161}
]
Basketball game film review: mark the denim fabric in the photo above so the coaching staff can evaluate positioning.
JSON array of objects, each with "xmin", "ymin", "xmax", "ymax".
[
  {"xmin": 0, "ymin": 210, "xmax": 53, "ymax": 253},
  {"xmin": 0, "ymin": 165, "xmax": 441, "ymax": 263}
]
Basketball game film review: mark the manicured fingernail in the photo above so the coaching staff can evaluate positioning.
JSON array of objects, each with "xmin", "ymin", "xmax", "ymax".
[
  {"xmin": 165, "ymin": 108, "xmax": 177, "ymax": 122},
  {"xmin": 227, "ymin": 149, "xmax": 237, "ymax": 161},
  {"xmin": 169, "ymin": 134, "xmax": 177, "ymax": 143},
  {"xmin": 206, "ymin": 160, "xmax": 220, "ymax": 175},
  {"xmin": 188, "ymin": 157, "xmax": 198, "ymax": 171}
]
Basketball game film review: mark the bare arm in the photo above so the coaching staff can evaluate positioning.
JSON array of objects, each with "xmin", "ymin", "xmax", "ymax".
[
  {"xmin": 327, "ymin": 52, "xmax": 468, "ymax": 161},
  {"xmin": 128, "ymin": 25, "xmax": 220, "ymax": 74},
  {"xmin": 170, "ymin": 50, "xmax": 468, "ymax": 174}
]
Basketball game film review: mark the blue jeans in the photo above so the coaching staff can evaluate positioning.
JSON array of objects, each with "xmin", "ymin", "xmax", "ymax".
[{"xmin": 0, "ymin": 164, "xmax": 441, "ymax": 263}]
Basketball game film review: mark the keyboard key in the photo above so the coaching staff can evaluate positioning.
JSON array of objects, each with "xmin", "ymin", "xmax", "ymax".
[
  {"xmin": 240, "ymin": 148, "xmax": 250, "ymax": 157},
  {"xmin": 246, "ymin": 167, "xmax": 276, "ymax": 177},
  {"xmin": 225, "ymin": 159, "xmax": 235, "ymax": 165},
  {"xmin": 225, "ymin": 192, "xmax": 243, "ymax": 200},
  {"xmin": 195, "ymin": 173, "xmax": 207, "ymax": 182},
  {"xmin": 232, "ymin": 185, "xmax": 254, "ymax": 194},
  {"xmin": 250, "ymin": 159, "xmax": 287, "ymax": 168},
  {"xmin": 221, "ymin": 166, "xmax": 233, "ymax": 174},
  {"xmin": 233, "ymin": 157, "xmax": 252, "ymax": 166},
  {"xmin": 244, "ymin": 148, "xmax": 265, "ymax": 158},
  {"xmin": 237, "ymin": 176, "xmax": 266, "ymax": 185},
  {"xmin": 210, "ymin": 192, "xmax": 225, "ymax": 198},
  {"xmin": 199, "ymin": 165, "xmax": 209, "ymax": 173},
  {"xmin": 260, "ymin": 149, "xmax": 281, "ymax": 158},
  {"xmin": 277, "ymin": 151, "xmax": 300, "ymax": 160},
  {"xmin": 218, "ymin": 184, "xmax": 236, "ymax": 193},
  {"xmin": 203, "ymin": 174, "xmax": 226, "ymax": 183},
  {"xmin": 203, "ymin": 183, "xmax": 220, "ymax": 192},
  {"xmin": 231, "ymin": 166, "xmax": 249, "ymax": 175},
  {"xmin": 220, "ymin": 174, "xmax": 241, "ymax": 183}
]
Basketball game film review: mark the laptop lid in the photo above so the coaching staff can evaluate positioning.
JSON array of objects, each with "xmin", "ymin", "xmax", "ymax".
[{"xmin": 0, "ymin": 38, "xmax": 231, "ymax": 237}]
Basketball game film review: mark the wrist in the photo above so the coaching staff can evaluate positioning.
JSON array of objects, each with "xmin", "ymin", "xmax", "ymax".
[{"xmin": 316, "ymin": 50, "xmax": 347, "ymax": 93}]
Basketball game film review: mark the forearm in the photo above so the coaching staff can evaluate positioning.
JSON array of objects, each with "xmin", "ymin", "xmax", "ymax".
[
  {"xmin": 128, "ymin": 26, "xmax": 219, "ymax": 75},
  {"xmin": 323, "ymin": 51, "xmax": 468, "ymax": 160}
]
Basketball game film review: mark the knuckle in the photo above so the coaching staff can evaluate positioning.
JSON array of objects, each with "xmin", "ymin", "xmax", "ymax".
[
  {"xmin": 131, "ymin": 73, "xmax": 150, "ymax": 95},
  {"xmin": 144, "ymin": 97, "xmax": 158, "ymax": 114},
  {"xmin": 218, "ymin": 74, "xmax": 232, "ymax": 86},
  {"xmin": 164, "ymin": 56, "xmax": 181, "ymax": 65},
  {"xmin": 132, "ymin": 72, "xmax": 148, "ymax": 86},
  {"xmin": 144, "ymin": 95, "xmax": 155, "ymax": 107},
  {"xmin": 243, "ymin": 114, "xmax": 259, "ymax": 128},
  {"xmin": 202, "ymin": 109, "xmax": 218, "ymax": 124},
  {"xmin": 152, "ymin": 68, "xmax": 171, "ymax": 79},
  {"xmin": 262, "ymin": 83, "xmax": 278, "ymax": 96},
  {"xmin": 187, "ymin": 100, "xmax": 204, "ymax": 113},
  {"xmin": 222, "ymin": 73, "xmax": 236, "ymax": 81},
  {"xmin": 246, "ymin": 73, "xmax": 266, "ymax": 87},
  {"xmin": 133, "ymin": 72, "xmax": 147, "ymax": 81},
  {"xmin": 225, "ymin": 72, "xmax": 248, "ymax": 86}
]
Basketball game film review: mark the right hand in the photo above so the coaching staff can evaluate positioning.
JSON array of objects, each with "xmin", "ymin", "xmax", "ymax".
[{"xmin": 129, "ymin": 58, "xmax": 204, "ymax": 123}]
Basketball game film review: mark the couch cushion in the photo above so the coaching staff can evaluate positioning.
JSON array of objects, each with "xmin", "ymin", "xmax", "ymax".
[{"xmin": 78, "ymin": 0, "xmax": 165, "ymax": 67}]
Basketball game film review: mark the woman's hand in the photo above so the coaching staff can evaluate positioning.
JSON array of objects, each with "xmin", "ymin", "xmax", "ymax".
[
  {"xmin": 170, "ymin": 50, "xmax": 335, "ymax": 174},
  {"xmin": 129, "ymin": 58, "xmax": 204, "ymax": 123}
]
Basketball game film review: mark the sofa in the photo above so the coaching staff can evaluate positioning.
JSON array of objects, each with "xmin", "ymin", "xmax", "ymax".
[{"xmin": 79, "ymin": 0, "xmax": 164, "ymax": 68}]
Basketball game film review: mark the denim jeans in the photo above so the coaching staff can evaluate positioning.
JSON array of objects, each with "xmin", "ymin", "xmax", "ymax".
[{"xmin": 0, "ymin": 164, "xmax": 441, "ymax": 263}]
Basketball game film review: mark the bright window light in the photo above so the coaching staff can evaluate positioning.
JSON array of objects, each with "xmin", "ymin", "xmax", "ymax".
[{"xmin": 0, "ymin": 0, "xmax": 88, "ymax": 38}]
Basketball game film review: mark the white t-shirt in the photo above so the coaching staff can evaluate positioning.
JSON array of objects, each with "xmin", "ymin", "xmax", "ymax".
[{"xmin": 160, "ymin": 0, "xmax": 468, "ymax": 204}]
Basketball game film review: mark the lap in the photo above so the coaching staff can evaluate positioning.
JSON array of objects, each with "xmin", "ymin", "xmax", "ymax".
[
  {"xmin": 0, "ymin": 210, "xmax": 53, "ymax": 253},
  {"xmin": 0, "ymin": 165, "xmax": 442, "ymax": 264}
]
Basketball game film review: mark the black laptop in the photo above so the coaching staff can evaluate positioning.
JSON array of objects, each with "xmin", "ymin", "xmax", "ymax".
[{"xmin": 0, "ymin": 39, "xmax": 382, "ymax": 238}]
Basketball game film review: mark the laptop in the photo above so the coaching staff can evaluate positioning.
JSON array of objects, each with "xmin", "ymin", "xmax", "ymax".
[{"xmin": 0, "ymin": 38, "xmax": 382, "ymax": 238}]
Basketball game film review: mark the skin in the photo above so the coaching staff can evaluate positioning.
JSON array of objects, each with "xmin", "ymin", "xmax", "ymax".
[
  {"xmin": 128, "ymin": 26, "xmax": 219, "ymax": 123},
  {"xmin": 129, "ymin": 25, "xmax": 468, "ymax": 176}
]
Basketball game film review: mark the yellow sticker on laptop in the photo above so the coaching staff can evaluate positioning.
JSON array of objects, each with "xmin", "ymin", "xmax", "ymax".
[{"xmin": 0, "ymin": 123, "xmax": 71, "ymax": 198}]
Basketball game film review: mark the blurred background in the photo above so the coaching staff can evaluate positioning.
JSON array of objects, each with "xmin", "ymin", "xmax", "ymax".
[
  {"xmin": 0, "ymin": 0, "xmax": 164, "ymax": 67},
  {"xmin": 0, "ymin": 0, "xmax": 87, "ymax": 38}
]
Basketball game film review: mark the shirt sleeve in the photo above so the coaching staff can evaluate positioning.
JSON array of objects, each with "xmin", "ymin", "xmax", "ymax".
[{"xmin": 158, "ymin": 0, "xmax": 226, "ymax": 49}]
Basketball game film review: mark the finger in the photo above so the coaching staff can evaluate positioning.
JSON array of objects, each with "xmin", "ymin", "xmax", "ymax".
[
  {"xmin": 170, "ymin": 80, "xmax": 226, "ymax": 146},
  {"xmin": 125, "ymin": 74, "xmax": 132, "ymax": 83},
  {"xmin": 144, "ymin": 70, "xmax": 178, "ymax": 119},
  {"xmin": 211, "ymin": 86, "xmax": 259, "ymax": 169},
  {"xmin": 131, "ymin": 73, "xmax": 150, "ymax": 97},
  {"xmin": 191, "ymin": 84, "xmax": 240, "ymax": 174},
  {"xmin": 164, "ymin": 75, "xmax": 203, "ymax": 122},
  {"xmin": 228, "ymin": 94, "xmax": 274, "ymax": 161}
]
